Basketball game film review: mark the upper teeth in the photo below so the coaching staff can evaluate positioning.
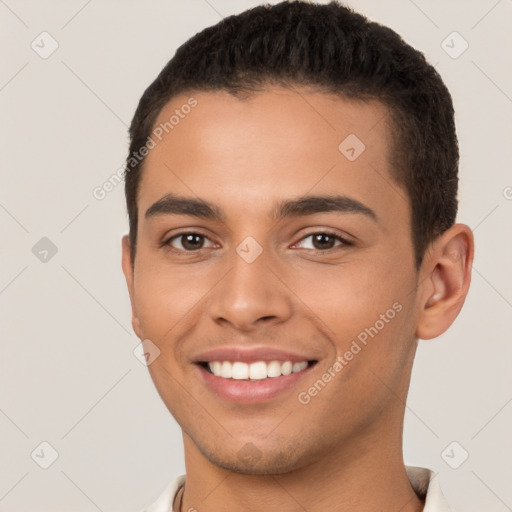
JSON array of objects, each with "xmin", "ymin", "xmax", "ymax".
[{"xmin": 207, "ymin": 360, "xmax": 309, "ymax": 380}]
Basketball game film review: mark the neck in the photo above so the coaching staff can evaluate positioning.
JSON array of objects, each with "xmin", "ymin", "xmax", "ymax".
[{"xmin": 179, "ymin": 409, "xmax": 424, "ymax": 512}]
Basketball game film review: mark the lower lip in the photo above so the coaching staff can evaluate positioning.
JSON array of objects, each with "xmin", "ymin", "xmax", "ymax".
[{"xmin": 195, "ymin": 363, "xmax": 317, "ymax": 404}]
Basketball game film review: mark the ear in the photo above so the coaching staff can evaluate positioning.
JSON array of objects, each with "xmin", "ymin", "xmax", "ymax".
[
  {"xmin": 416, "ymin": 224, "xmax": 474, "ymax": 340},
  {"xmin": 121, "ymin": 235, "xmax": 142, "ymax": 339}
]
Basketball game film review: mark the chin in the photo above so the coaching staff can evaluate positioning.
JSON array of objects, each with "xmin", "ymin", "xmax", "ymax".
[{"xmin": 199, "ymin": 441, "xmax": 307, "ymax": 476}]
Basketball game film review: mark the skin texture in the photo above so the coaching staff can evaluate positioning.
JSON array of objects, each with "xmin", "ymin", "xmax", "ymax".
[{"xmin": 121, "ymin": 87, "xmax": 474, "ymax": 512}]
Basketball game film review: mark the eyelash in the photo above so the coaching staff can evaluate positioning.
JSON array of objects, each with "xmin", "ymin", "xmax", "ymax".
[{"xmin": 161, "ymin": 230, "xmax": 353, "ymax": 254}]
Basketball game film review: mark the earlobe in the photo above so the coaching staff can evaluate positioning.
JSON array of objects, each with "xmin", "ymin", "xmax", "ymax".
[
  {"xmin": 121, "ymin": 235, "xmax": 142, "ymax": 339},
  {"xmin": 416, "ymin": 224, "xmax": 474, "ymax": 340}
]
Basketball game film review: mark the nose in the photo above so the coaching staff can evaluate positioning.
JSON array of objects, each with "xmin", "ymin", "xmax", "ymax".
[{"xmin": 207, "ymin": 247, "xmax": 293, "ymax": 332}]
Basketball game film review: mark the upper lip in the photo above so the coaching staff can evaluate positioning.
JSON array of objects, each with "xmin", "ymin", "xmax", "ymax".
[{"xmin": 193, "ymin": 346, "xmax": 318, "ymax": 364}]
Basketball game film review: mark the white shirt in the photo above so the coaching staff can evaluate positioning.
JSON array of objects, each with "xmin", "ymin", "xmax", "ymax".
[{"xmin": 141, "ymin": 466, "xmax": 451, "ymax": 512}]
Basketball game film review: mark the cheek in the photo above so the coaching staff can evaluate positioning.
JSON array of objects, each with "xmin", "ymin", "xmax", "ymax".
[
  {"xmin": 290, "ymin": 256, "xmax": 413, "ymax": 339},
  {"xmin": 290, "ymin": 256, "xmax": 417, "ymax": 401},
  {"xmin": 133, "ymin": 257, "xmax": 210, "ymax": 338}
]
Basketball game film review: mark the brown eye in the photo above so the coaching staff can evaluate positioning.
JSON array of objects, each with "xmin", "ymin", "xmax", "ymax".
[
  {"xmin": 167, "ymin": 233, "xmax": 214, "ymax": 251},
  {"xmin": 295, "ymin": 231, "xmax": 351, "ymax": 251},
  {"xmin": 311, "ymin": 233, "xmax": 336, "ymax": 250}
]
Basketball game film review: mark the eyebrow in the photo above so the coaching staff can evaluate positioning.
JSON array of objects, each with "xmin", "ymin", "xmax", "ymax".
[{"xmin": 144, "ymin": 193, "xmax": 378, "ymax": 223}]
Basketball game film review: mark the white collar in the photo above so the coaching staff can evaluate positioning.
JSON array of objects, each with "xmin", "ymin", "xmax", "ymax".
[
  {"xmin": 142, "ymin": 465, "xmax": 451, "ymax": 512},
  {"xmin": 406, "ymin": 466, "xmax": 451, "ymax": 512}
]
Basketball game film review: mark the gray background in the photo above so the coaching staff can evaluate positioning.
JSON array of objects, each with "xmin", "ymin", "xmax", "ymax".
[{"xmin": 0, "ymin": 0, "xmax": 511, "ymax": 511}]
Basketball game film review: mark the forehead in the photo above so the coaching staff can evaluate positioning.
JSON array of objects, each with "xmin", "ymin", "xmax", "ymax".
[{"xmin": 137, "ymin": 87, "xmax": 406, "ymax": 224}]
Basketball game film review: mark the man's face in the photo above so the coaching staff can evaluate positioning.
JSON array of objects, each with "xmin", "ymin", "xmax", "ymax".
[{"xmin": 123, "ymin": 87, "xmax": 423, "ymax": 474}]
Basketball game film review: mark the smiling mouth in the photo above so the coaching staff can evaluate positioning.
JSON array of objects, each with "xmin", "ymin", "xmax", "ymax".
[{"xmin": 197, "ymin": 360, "xmax": 318, "ymax": 380}]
